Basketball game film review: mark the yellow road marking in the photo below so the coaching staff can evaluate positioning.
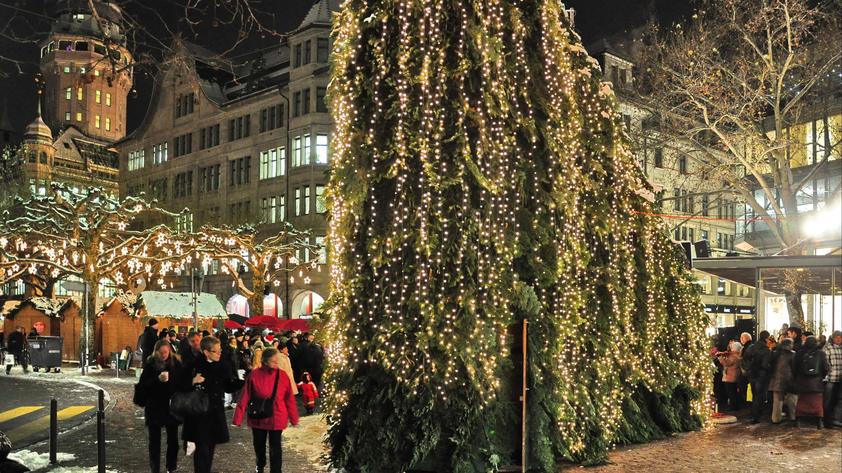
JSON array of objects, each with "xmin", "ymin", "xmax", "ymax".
[
  {"xmin": 6, "ymin": 406, "xmax": 95, "ymax": 443},
  {"xmin": 0, "ymin": 406, "xmax": 44, "ymax": 423}
]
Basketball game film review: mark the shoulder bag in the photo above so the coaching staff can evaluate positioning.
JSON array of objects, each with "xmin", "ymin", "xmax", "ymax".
[{"xmin": 247, "ymin": 370, "xmax": 280, "ymax": 419}]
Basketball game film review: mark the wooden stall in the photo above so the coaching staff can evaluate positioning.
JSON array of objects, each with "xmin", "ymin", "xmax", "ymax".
[{"xmin": 2, "ymin": 297, "xmax": 82, "ymax": 361}]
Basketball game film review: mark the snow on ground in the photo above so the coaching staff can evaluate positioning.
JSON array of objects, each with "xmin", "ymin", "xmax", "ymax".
[
  {"xmin": 4, "ymin": 367, "xmax": 138, "ymax": 386},
  {"xmin": 6, "ymin": 449, "xmax": 119, "ymax": 473}
]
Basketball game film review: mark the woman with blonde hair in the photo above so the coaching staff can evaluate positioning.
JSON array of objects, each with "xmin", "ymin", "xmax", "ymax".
[{"xmin": 252, "ymin": 347, "xmax": 264, "ymax": 371}]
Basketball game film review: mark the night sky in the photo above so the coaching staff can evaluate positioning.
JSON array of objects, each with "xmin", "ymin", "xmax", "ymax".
[{"xmin": 0, "ymin": 0, "xmax": 691, "ymax": 135}]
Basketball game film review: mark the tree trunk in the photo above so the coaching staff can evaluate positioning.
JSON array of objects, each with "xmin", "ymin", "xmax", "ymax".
[
  {"xmin": 250, "ymin": 271, "xmax": 265, "ymax": 318},
  {"xmin": 80, "ymin": 275, "xmax": 97, "ymax": 369}
]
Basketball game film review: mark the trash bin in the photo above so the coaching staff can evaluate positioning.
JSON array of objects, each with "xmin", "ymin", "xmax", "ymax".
[{"xmin": 27, "ymin": 336, "xmax": 62, "ymax": 372}]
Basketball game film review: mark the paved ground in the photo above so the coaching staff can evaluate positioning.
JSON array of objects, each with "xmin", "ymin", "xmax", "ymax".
[{"xmin": 5, "ymin": 368, "xmax": 841, "ymax": 472}]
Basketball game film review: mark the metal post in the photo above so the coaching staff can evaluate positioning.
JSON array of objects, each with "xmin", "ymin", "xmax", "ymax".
[
  {"xmin": 192, "ymin": 268, "xmax": 198, "ymax": 331},
  {"xmin": 833, "ymin": 269, "xmax": 837, "ymax": 333},
  {"xmin": 82, "ymin": 281, "xmax": 89, "ymax": 375},
  {"xmin": 521, "ymin": 319, "xmax": 527, "ymax": 473},
  {"xmin": 97, "ymin": 389, "xmax": 105, "ymax": 473},
  {"xmin": 754, "ymin": 268, "xmax": 762, "ymax": 333},
  {"xmin": 49, "ymin": 399, "xmax": 57, "ymax": 464}
]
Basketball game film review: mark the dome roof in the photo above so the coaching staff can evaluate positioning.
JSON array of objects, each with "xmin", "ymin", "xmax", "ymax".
[{"xmin": 24, "ymin": 103, "xmax": 53, "ymax": 143}]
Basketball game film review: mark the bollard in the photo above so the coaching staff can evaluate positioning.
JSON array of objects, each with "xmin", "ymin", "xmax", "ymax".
[
  {"xmin": 97, "ymin": 389, "xmax": 105, "ymax": 473},
  {"xmin": 49, "ymin": 399, "xmax": 57, "ymax": 464}
]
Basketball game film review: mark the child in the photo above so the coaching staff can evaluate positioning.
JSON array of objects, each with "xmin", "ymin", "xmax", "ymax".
[{"xmin": 298, "ymin": 371, "xmax": 319, "ymax": 415}]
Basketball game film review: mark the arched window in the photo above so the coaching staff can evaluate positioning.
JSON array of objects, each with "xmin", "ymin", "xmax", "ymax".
[{"xmin": 39, "ymin": 152, "xmax": 48, "ymax": 164}]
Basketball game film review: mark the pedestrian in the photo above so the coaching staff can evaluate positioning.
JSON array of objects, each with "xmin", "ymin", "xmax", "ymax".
[
  {"xmin": 238, "ymin": 338, "xmax": 253, "ymax": 378},
  {"xmin": 297, "ymin": 371, "xmax": 319, "ymax": 415},
  {"xmin": 139, "ymin": 340, "xmax": 183, "ymax": 473},
  {"xmin": 278, "ymin": 345, "xmax": 298, "ymax": 396},
  {"xmin": 287, "ymin": 335, "xmax": 301, "ymax": 381},
  {"xmin": 168, "ymin": 331, "xmax": 179, "ymax": 351},
  {"xmin": 252, "ymin": 346, "xmax": 265, "ymax": 371},
  {"xmin": 4, "ymin": 326, "xmax": 28, "ymax": 375},
  {"xmin": 768, "ymin": 338, "xmax": 797, "ymax": 424},
  {"xmin": 794, "ymin": 335, "xmax": 830, "ymax": 428},
  {"xmin": 743, "ymin": 331, "xmax": 771, "ymax": 423},
  {"xmin": 233, "ymin": 347, "xmax": 300, "ymax": 473},
  {"xmin": 179, "ymin": 332, "xmax": 202, "ymax": 366},
  {"xmin": 824, "ymin": 330, "xmax": 842, "ymax": 427},
  {"xmin": 28, "ymin": 326, "xmax": 39, "ymax": 338},
  {"xmin": 786, "ymin": 326, "xmax": 803, "ymax": 352},
  {"xmin": 717, "ymin": 341, "xmax": 742, "ymax": 411},
  {"xmin": 180, "ymin": 336, "xmax": 243, "ymax": 473},
  {"xmin": 141, "ymin": 319, "xmax": 160, "ymax": 362}
]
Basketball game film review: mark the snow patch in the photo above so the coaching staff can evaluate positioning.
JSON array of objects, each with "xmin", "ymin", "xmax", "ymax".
[
  {"xmin": 7, "ymin": 449, "xmax": 74, "ymax": 470},
  {"xmin": 40, "ymin": 467, "xmax": 120, "ymax": 473}
]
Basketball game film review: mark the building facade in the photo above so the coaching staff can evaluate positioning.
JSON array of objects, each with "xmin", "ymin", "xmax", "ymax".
[
  {"xmin": 117, "ymin": 0, "xmax": 339, "ymax": 318},
  {"xmin": 589, "ymin": 40, "xmax": 756, "ymax": 328}
]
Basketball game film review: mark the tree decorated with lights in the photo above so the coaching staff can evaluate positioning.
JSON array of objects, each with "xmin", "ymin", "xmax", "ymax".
[
  {"xmin": 324, "ymin": 0, "xmax": 711, "ymax": 471},
  {"xmin": 193, "ymin": 223, "xmax": 321, "ymax": 315}
]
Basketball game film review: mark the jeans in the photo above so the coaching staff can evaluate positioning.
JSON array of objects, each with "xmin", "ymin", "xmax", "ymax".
[
  {"xmin": 750, "ymin": 378, "xmax": 769, "ymax": 421},
  {"xmin": 824, "ymin": 381, "xmax": 842, "ymax": 423},
  {"xmin": 147, "ymin": 424, "xmax": 179, "ymax": 473},
  {"xmin": 252, "ymin": 428, "xmax": 283, "ymax": 473},
  {"xmin": 771, "ymin": 391, "xmax": 798, "ymax": 423},
  {"xmin": 193, "ymin": 442, "xmax": 215, "ymax": 473}
]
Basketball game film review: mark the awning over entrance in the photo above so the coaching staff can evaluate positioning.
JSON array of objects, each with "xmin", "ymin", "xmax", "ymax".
[{"xmin": 693, "ymin": 254, "xmax": 842, "ymax": 295}]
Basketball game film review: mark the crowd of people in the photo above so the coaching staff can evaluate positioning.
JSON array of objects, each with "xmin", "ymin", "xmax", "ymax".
[
  {"xmin": 134, "ymin": 318, "xmax": 325, "ymax": 473},
  {"xmin": 712, "ymin": 325, "xmax": 842, "ymax": 429}
]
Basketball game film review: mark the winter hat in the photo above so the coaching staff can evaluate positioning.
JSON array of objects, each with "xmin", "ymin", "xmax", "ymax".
[
  {"xmin": 148, "ymin": 318, "xmax": 159, "ymax": 327},
  {"xmin": 832, "ymin": 330, "xmax": 842, "ymax": 338}
]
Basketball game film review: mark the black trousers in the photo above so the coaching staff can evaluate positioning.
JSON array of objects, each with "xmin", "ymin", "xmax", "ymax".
[
  {"xmin": 750, "ymin": 378, "xmax": 769, "ymax": 421},
  {"xmin": 252, "ymin": 428, "xmax": 283, "ymax": 473},
  {"xmin": 193, "ymin": 442, "xmax": 216, "ymax": 473},
  {"xmin": 147, "ymin": 424, "xmax": 179, "ymax": 473},
  {"xmin": 724, "ymin": 382, "xmax": 740, "ymax": 411}
]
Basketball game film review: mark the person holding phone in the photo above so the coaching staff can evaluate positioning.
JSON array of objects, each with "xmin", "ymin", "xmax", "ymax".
[{"xmin": 138, "ymin": 340, "xmax": 183, "ymax": 473}]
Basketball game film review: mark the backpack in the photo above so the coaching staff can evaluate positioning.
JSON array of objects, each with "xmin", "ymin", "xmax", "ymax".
[{"xmin": 799, "ymin": 351, "xmax": 821, "ymax": 377}]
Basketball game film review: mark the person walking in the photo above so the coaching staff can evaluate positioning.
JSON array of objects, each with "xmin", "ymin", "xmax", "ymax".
[
  {"xmin": 743, "ymin": 331, "xmax": 772, "ymax": 423},
  {"xmin": 233, "ymin": 347, "xmax": 300, "ymax": 473},
  {"xmin": 141, "ymin": 319, "xmax": 160, "ymax": 362},
  {"xmin": 767, "ymin": 338, "xmax": 797, "ymax": 424},
  {"xmin": 180, "ymin": 336, "xmax": 243, "ymax": 473},
  {"xmin": 297, "ymin": 372, "xmax": 319, "ymax": 415},
  {"xmin": 179, "ymin": 332, "xmax": 202, "ymax": 366},
  {"xmin": 824, "ymin": 330, "xmax": 842, "ymax": 427},
  {"xmin": 717, "ymin": 341, "xmax": 742, "ymax": 411},
  {"xmin": 138, "ymin": 340, "xmax": 183, "ymax": 473},
  {"xmin": 4, "ymin": 326, "xmax": 28, "ymax": 375},
  {"xmin": 300, "ymin": 334, "xmax": 325, "ymax": 387},
  {"xmin": 794, "ymin": 335, "xmax": 830, "ymax": 428},
  {"xmin": 278, "ymin": 345, "xmax": 298, "ymax": 396}
]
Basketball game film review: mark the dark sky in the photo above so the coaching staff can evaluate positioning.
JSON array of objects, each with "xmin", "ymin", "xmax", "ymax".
[{"xmin": 0, "ymin": 0, "xmax": 691, "ymax": 135}]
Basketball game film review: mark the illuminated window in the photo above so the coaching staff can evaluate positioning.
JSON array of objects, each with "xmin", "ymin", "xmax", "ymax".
[
  {"xmin": 65, "ymin": 87, "xmax": 72, "ymax": 100},
  {"xmin": 105, "ymin": 93, "xmax": 111, "ymax": 106},
  {"xmin": 76, "ymin": 112, "xmax": 82, "ymax": 122},
  {"xmin": 105, "ymin": 117, "xmax": 111, "ymax": 131},
  {"xmin": 303, "ymin": 134, "xmax": 311, "ymax": 165},
  {"xmin": 95, "ymin": 115, "xmax": 101, "ymax": 128},
  {"xmin": 315, "ymin": 134, "xmax": 328, "ymax": 164},
  {"xmin": 77, "ymin": 88, "xmax": 83, "ymax": 100},
  {"xmin": 95, "ymin": 90, "xmax": 101, "ymax": 103}
]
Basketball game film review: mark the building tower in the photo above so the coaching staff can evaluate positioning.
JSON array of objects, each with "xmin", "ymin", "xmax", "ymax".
[
  {"xmin": 19, "ymin": 100, "xmax": 57, "ymax": 195},
  {"xmin": 38, "ymin": 1, "xmax": 133, "ymax": 143}
]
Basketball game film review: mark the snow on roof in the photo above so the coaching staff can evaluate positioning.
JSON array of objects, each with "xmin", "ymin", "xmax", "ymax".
[
  {"xmin": 5, "ymin": 297, "xmax": 80, "ymax": 320},
  {"xmin": 137, "ymin": 291, "xmax": 226, "ymax": 319}
]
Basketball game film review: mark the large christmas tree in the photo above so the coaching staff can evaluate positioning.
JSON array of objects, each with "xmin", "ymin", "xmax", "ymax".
[{"xmin": 324, "ymin": 1, "xmax": 711, "ymax": 471}]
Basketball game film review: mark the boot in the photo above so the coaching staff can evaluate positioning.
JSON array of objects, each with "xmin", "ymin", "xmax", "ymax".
[{"xmin": 817, "ymin": 418, "xmax": 824, "ymax": 430}]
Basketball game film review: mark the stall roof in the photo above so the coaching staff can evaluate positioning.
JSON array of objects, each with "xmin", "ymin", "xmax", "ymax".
[
  {"xmin": 694, "ymin": 254, "xmax": 842, "ymax": 295},
  {"xmin": 4, "ymin": 297, "xmax": 79, "ymax": 319},
  {"xmin": 138, "ymin": 291, "xmax": 226, "ymax": 319}
]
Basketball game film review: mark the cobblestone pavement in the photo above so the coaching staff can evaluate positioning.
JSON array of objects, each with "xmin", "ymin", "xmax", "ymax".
[
  {"xmin": 561, "ymin": 419, "xmax": 842, "ymax": 472},
  {"xmin": 21, "ymin": 379, "xmax": 330, "ymax": 472}
]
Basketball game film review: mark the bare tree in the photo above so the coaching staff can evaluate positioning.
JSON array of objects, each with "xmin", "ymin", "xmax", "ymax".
[{"xmin": 637, "ymin": 0, "xmax": 842, "ymax": 326}]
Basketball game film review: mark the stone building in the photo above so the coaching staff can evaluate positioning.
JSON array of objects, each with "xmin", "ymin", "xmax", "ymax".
[
  {"xmin": 588, "ymin": 38, "xmax": 756, "ymax": 328},
  {"xmin": 117, "ymin": 0, "xmax": 340, "ymax": 318}
]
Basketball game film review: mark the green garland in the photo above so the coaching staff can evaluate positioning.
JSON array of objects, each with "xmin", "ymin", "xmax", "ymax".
[{"xmin": 324, "ymin": 1, "xmax": 711, "ymax": 471}]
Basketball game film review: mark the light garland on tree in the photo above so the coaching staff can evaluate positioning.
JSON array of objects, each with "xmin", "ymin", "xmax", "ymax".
[{"xmin": 323, "ymin": 0, "xmax": 711, "ymax": 471}]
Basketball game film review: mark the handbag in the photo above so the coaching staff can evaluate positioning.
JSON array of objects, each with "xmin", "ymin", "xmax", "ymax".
[
  {"xmin": 170, "ymin": 369, "xmax": 210, "ymax": 422},
  {"xmin": 132, "ymin": 381, "xmax": 147, "ymax": 407},
  {"xmin": 247, "ymin": 370, "xmax": 279, "ymax": 420}
]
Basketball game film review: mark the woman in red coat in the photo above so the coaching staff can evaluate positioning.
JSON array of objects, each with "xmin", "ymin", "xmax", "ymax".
[{"xmin": 233, "ymin": 347, "xmax": 299, "ymax": 473}]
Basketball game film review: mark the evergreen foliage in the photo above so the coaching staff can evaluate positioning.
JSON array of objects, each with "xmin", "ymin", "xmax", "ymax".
[{"xmin": 324, "ymin": 1, "xmax": 711, "ymax": 471}]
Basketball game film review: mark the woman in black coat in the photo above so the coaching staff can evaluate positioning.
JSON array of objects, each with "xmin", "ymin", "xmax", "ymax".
[
  {"xmin": 138, "ymin": 340, "xmax": 183, "ymax": 473},
  {"xmin": 179, "ymin": 336, "xmax": 244, "ymax": 473}
]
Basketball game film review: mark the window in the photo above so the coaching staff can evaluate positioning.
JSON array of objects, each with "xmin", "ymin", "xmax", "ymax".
[
  {"xmin": 681, "ymin": 226, "xmax": 687, "ymax": 240},
  {"xmin": 673, "ymin": 188, "xmax": 680, "ymax": 211},
  {"xmin": 76, "ymin": 112, "xmax": 82, "ymax": 122},
  {"xmin": 176, "ymin": 93, "xmax": 195, "ymax": 118},
  {"xmin": 295, "ymin": 188, "xmax": 302, "ymax": 216},
  {"xmin": 317, "ymin": 38, "xmax": 329, "ymax": 63},
  {"xmin": 293, "ymin": 91, "xmax": 301, "ymax": 117},
  {"xmin": 681, "ymin": 190, "xmax": 688, "ymax": 212},
  {"xmin": 303, "ymin": 134, "xmax": 311, "ymax": 165},
  {"xmin": 294, "ymin": 43, "xmax": 302, "ymax": 68},
  {"xmin": 701, "ymin": 194, "xmax": 709, "ymax": 216},
  {"xmin": 95, "ymin": 115, "xmax": 101, "ymax": 128},
  {"xmin": 302, "ymin": 89, "xmax": 310, "ymax": 115},
  {"xmin": 229, "ymin": 157, "xmax": 251, "ymax": 187},
  {"xmin": 153, "ymin": 142, "xmax": 168, "ymax": 164},
  {"xmin": 65, "ymin": 87, "xmax": 72, "ymax": 100},
  {"xmin": 293, "ymin": 136, "xmax": 302, "ymax": 167},
  {"xmin": 304, "ymin": 186, "xmax": 311, "ymax": 215},
  {"xmin": 173, "ymin": 171, "xmax": 194, "ymax": 198},
  {"xmin": 151, "ymin": 177, "xmax": 168, "ymax": 200},
  {"xmin": 688, "ymin": 228, "xmax": 695, "ymax": 242},
  {"xmin": 105, "ymin": 93, "xmax": 111, "ymax": 106},
  {"xmin": 687, "ymin": 195, "xmax": 694, "ymax": 214},
  {"xmin": 79, "ymin": 66, "xmax": 86, "ymax": 73},
  {"xmin": 176, "ymin": 212, "xmax": 193, "ymax": 233},
  {"xmin": 315, "ymin": 236, "xmax": 327, "ymax": 264},
  {"xmin": 95, "ymin": 90, "xmax": 101, "ymax": 103},
  {"xmin": 678, "ymin": 155, "xmax": 687, "ymax": 174},
  {"xmin": 304, "ymin": 40, "xmax": 312, "ymax": 64},
  {"xmin": 279, "ymin": 195, "xmax": 286, "ymax": 222},
  {"xmin": 105, "ymin": 117, "xmax": 111, "ymax": 131},
  {"xmin": 316, "ymin": 134, "xmax": 329, "ymax": 164},
  {"xmin": 199, "ymin": 164, "xmax": 220, "ymax": 192},
  {"xmin": 94, "ymin": 70, "xmax": 100, "ymax": 77},
  {"xmin": 128, "ymin": 149, "xmax": 145, "ymax": 171},
  {"xmin": 228, "ymin": 115, "xmax": 251, "ymax": 141},
  {"xmin": 654, "ymin": 148, "xmax": 664, "ymax": 168},
  {"xmin": 262, "ymin": 196, "xmax": 280, "ymax": 224},
  {"xmin": 716, "ymin": 233, "xmax": 723, "ymax": 249},
  {"xmin": 717, "ymin": 278, "xmax": 726, "ymax": 294},
  {"xmin": 63, "ymin": 66, "xmax": 71, "ymax": 73},
  {"xmin": 316, "ymin": 185, "xmax": 326, "ymax": 213},
  {"xmin": 259, "ymin": 104, "xmax": 284, "ymax": 132},
  {"xmin": 65, "ymin": 112, "xmax": 71, "ymax": 121},
  {"xmin": 316, "ymin": 87, "xmax": 327, "ymax": 113},
  {"xmin": 174, "ymin": 133, "xmax": 193, "ymax": 157},
  {"xmin": 259, "ymin": 147, "xmax": 286, "ymax": 179},
  {"xmin": 674, "ymin": 226, "xmax": 680, "ymax": 241},
  {"xmin": 701, "ymin": 230, "xmax": 708, "ymax": 241},
  {"xmin": 199, "ymin": 124, "xmax": 220, "ymax": 149},
  {"xmin": 77, "ymin": 87, "xmax": 84, "ymax": 100}
]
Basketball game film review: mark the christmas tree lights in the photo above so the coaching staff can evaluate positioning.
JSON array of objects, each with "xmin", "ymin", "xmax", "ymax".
[{"xmin": 324, "ymin": 0, "xmax": 711, "ymax": 470}]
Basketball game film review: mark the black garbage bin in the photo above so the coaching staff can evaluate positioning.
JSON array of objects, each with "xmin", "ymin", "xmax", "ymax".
[{"xmin": 27, "ymin": 336, "xmax": 62, "ymax": 373}]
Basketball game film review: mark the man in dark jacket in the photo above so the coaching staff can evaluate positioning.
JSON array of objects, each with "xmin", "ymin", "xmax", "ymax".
[
  {"xmin": 300, "ymin": 333, "xmax": 325, "ymax": 386},
  {"xmin": 5, "ymin": 326, "xmax": 28, "ymax": 375},
  {"xmin": 743, "ymin": 330, "xmax": 772, "ymax": 423},
  {"xmin": 178, "ymin": 331, "xmax": 202, "ymax": 367},
  {"xmin": 140, "ymin": 318, "xmax": 160, "ymax": 362}
]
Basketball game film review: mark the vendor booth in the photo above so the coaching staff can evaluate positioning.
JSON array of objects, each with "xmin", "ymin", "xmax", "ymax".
[{"xmin": 2, "ymin": 297, "xmax": 81, "ymax": 361}]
